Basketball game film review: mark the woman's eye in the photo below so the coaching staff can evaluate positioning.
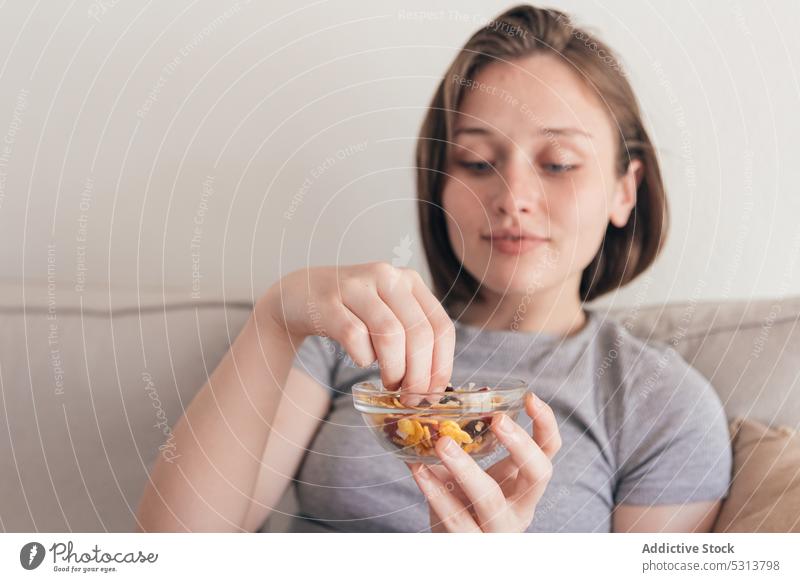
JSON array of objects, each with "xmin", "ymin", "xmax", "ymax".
[
  {"xmin": 542, "ymin": 163, "xmax": 577, "ymax": 174},
  {"xmin": 457, "ymin": 160, "xmax": 494, "ymax": 174}
]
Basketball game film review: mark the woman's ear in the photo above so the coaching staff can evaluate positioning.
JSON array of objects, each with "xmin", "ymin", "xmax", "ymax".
[{"xmin": 609, "ymin": 159, "xmax": 643, "ymax": 228}]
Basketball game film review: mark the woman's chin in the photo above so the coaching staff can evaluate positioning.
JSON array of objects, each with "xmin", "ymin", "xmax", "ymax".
[
  {"xmin": 478, "ymin": 275, "xmax": 553, "ymax": 300},
  {"xmin": 475, "ymin": 263, "xmax": 558, "ymax": 292}
]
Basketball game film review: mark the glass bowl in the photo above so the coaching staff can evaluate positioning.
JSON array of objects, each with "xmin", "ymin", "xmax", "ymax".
[{"xmin": 352, "ymin": 375, "xmax": 529, "ymax": 464}]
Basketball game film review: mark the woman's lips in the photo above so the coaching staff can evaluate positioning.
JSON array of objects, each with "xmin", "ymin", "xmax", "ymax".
[{"xmin": 484, "ymin": 236, "xmax": 547, "ymax": 255}]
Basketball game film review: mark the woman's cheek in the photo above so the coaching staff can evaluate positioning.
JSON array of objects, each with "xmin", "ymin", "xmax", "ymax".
[{"xmin": 569, "ymin": 189, "xmax": 613, "ymax": 265}]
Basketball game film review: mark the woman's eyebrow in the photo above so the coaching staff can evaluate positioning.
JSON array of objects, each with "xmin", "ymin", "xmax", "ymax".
[
  {"xmin": 542, "ymin": 127, "xmax": 593, "ymax": 139},
  {"xmin": 453, "ymin": 126, "xmax": 492, "ymax": 137},
  {"xmin": 453, "ymin": 126, "xmax": 592, "ymax": 139}
]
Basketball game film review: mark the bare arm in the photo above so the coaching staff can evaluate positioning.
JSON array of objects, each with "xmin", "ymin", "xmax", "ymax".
[
  {"xmin": 612, "ymin": 501, "xmax": 722, "ymax": 532},
  {"xmin": 241, "ymin": 367, "xmax": 332, "ymax": 532},
  {"xmin": 135, "ymin": 296, "xmax": 309, "ymax": 532},
  {"xmin": 135, "ymin": 262, "xmax": 454, "ymax": 532}
]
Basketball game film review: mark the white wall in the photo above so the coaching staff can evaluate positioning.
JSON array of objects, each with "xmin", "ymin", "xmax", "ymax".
[{"xmin": 0, "ymin": 0, "xmax": 798, "ymax": 309}]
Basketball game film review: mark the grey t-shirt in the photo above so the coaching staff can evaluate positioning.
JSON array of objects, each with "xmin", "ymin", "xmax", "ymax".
[{"xmin": 284, "ymin": 307, "xmax": 732, "ymax": 532}]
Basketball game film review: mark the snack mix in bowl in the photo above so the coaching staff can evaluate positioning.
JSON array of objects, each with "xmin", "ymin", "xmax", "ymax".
[{"xmin": 352, "ymin": 376, "xmax": 529, "ymax": 463}]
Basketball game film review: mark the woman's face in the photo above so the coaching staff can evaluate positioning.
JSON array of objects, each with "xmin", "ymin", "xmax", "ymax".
[{"xmin": 442, "ymin": 54, "xmax": 640, "ymax": 303}]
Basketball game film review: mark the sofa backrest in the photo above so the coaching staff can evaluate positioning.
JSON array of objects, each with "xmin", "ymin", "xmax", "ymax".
[
  {"xmin": 0, "ymin": 283, "xmax": 252, "ymax": 532},
  {"xmin": 613, "ymin": 295, "xmax": 800, "ymax": 430}
]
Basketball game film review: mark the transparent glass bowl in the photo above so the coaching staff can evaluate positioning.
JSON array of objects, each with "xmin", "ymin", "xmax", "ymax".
[{"xmin": 352, "ymin": 375, "xmax": 529, "ymax": 464}]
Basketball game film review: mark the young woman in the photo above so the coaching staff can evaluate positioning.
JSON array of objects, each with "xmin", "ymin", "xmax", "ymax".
[{"xmin": 137, "ymin": 4, "xmax": 732, "ymax": 533}]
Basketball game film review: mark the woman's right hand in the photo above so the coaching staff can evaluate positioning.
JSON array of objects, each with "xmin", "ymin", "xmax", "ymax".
[{"xmin": 262, "ymin": 262, "xmax": 456, "ymax": 403}]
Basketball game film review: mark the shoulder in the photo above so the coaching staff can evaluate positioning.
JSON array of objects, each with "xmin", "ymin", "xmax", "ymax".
[
  {"xmin": 589, "ymin": 312, "xmax": 721, "ymax": 415},
  {"xmin": 591, "ymin": 316, "xmax": 733, "ymax": 503}
]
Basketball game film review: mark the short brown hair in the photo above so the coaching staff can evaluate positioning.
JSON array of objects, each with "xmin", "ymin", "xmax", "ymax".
[{"xmin": 416, "ymin": 4, "xmax": 668, "ymax": 315}]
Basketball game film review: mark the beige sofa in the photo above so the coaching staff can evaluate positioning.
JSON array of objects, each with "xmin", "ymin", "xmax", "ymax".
[{"xmin": 1, "ymin": 281, "xmax": 798, "ymax": 532}]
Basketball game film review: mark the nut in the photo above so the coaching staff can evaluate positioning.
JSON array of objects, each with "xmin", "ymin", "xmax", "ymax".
[
  {"xmin": 462, "ymin": 419, "xmax": 487, "ymax": 439},
  {"xmin": 438, "ymin": 394, "xmax": 462, "ymax": 405}
]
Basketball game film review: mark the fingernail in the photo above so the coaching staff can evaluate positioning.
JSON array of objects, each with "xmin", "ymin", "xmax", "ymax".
[
  {"xmin": 414, "ymin": 465, "xmax": 430, "ymax": 481},
  {"xmin": 532, "ymin": 394, "xmax": 545, "ymax": 409},
  {"xmin": 494, "ymin": 413, "xmax": 514, "ymax": 434},
  {"xmin": 440, "ymin": 436, "xmax": 460, "ymax": 457}
]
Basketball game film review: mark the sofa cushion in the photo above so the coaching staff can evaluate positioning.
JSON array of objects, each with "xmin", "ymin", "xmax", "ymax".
[{"xmin": 714, "ymin": 418, "xmax": 800, "ymax": 532}]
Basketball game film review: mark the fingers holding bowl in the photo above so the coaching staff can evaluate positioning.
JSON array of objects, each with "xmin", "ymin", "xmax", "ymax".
[
  {"xmin": 488, "ymin": 393, "xmax": 561, "ymax": 509},
  {"xmin": 408, "ymin": 462, "xmax": 481, "ymax": 533},
  {"xmin": 431, "ymin": 436, "xmax": 511, "ymax": 531},
  {"xmin": 524, "ymin": 392, "xmax": 562, "ymax": 459}
]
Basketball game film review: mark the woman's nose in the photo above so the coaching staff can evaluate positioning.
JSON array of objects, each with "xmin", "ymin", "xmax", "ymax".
[{"xmin": 492, "ymin": 158, "xmax": 540, "ymax": 217}]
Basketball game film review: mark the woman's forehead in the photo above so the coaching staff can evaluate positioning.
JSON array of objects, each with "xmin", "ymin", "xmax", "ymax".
[{"xmin": 455, "ymin": 56, "xmax": 612, "ymax": 142}]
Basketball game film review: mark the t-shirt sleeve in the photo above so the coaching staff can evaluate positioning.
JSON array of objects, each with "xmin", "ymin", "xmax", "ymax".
[
  {"xmin": 613, "ymin": 345, "xmax": 733, "ymax": 506},
  {"xmin": 291, "ymin": 334, "xmax": 339, "ymax": 394}
]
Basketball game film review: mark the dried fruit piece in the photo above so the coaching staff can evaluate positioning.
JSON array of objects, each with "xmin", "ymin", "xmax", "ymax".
[
  {"xmin": 382, "ymin": 416, "xmax": 400, "ymax": 440},
  {"xmin": 421, "ymin": 424, "xmax": 432, "ymax": 448},
  {"xmin": 397, "ymin": 418, "xmax": 427, "ymax": 446},
  {"xmin": 439, "ymin": 419, "xmax": 473, "ymax": 445},
  {"xmin": 425, "ymin": 422, "xmax": 440, "ymax": 444},
  {"xmin": 396, "ymin": 418, "xmax": 412, "ymax": 436}
]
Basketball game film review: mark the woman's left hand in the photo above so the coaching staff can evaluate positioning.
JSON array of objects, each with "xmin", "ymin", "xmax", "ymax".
[{"xmin": 407, "ymin": 392, "xmax": 561, "ymax": 532}]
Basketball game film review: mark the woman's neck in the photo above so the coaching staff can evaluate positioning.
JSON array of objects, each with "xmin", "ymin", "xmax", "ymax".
[{"xmin": 456, "ymin": 280, "xmax": 588, "ymax": 338}]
